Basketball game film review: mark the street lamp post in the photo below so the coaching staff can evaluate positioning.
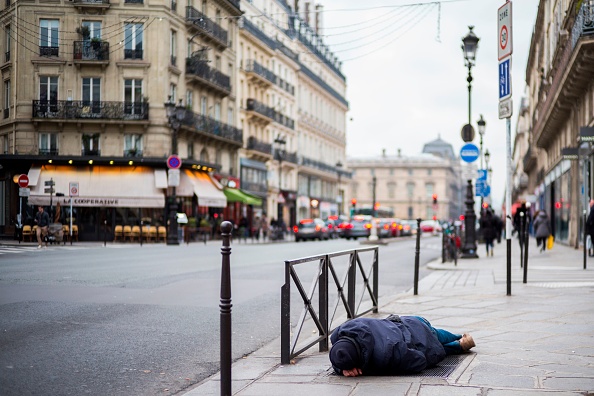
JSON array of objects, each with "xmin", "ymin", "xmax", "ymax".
[
  {"xmin": 274, "ymin": 135, "xmax": 286, "ymax": 226},
  {"xmin": 478, "ymin": 114, "xmax": 487, "ymax": 209},
  {"xmin": 461, "ymin": 25, "xmax": 480, "ymax": 259},
  {"xmin": 164, "ymin": 96, "xmax": 186, "ymax": 246},
  {"xmin": 336, "ymin": 161, "xmax": 343, "ymax": 216}
]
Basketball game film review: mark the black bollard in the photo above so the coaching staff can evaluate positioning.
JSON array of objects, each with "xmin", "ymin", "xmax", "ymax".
[
  {"xmin": 519, "ymin": 213, "xmax": 524, "ymax": 268},
  {"xmin": 220, "ymin": 221, "xmax": 233, "ymax": 396},
  {"xmin": 414, "ymin": 218, "xmax": 421, "ymax": 295},
  {"xmin": 441, "ymin": 229, "xmax": 446, "ymax": 263},
  {"xmin": 103, "ymin": 220, "xmax": 107, "ymax": 247},
  {"xmin": 523, "ymin": 218, "xmax": 529, "ymax": 283},
  {"xmin": 140, "ymin": 220, "xmax": 143, "ymax": 247}
]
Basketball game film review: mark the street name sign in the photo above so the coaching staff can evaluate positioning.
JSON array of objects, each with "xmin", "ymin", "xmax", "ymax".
[
  {"xmin": 499, "ymin": 57, "xmax": 512, "ymax": 101},
  {"xmin": 460, "ymin": 143, "xmax": 480, "ymax": 163},
  {"xmin": 499, "ymin": 98, "xmax": 513, "ymax": 119},
  {"xmin": 498, "ymin": 1, "xmax": 512, "ymax": 60},
  {"xmin": 19, "ymin": 187, "xmax": 30, "ymax": 197},
  {"xmin": 168, "ymin": 168, "xmax": 180, "ymax": 187}
]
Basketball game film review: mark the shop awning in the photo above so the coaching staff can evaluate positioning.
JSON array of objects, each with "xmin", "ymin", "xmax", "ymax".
[
  {"xmin": 224, "ymin": 188, "xmax": 263, "ymax": 206},
  {"xmin": 177, "ymin": 170, "xmax": 227, "ymax": 208},
  {"xmin": 27, "ymin": 165, "xmax": 165, "ymax": 208}
]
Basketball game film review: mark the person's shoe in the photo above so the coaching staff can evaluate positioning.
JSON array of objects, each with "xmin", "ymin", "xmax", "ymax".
[
  {"xmin": 491, "ymin": 250, "xmax": 494, "ymax": 256},
  {"xmin": 37, "ymin": 245, "xmax": 42, "ymax": 249},
  {"xmin": 459, "ymin": 333, "xmax": 476, "ymax": 351}
]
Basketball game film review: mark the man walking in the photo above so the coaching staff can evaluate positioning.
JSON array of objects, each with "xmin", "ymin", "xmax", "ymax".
[{"xmin": 35, "ymin": 205, "xmax": 50, "ymax": 248}]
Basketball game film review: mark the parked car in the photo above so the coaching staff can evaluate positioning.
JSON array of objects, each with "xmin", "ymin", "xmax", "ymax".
[
  {"xmin": 400, "ymin": 220, "xmax": 414, "ymax": 237},
  {"xmin": 420, "ymin": 220, "xmax": 442, "ymax": 235},
  {"xmin": 340, "ymin": 215, "xmax": 372, "ymax": 240},
  {"xmin": 377, "ymin": 218, "xmax": 401, "ymax": 238},
  {"xmin": 293, "ymin": 218, "xmax": 329, "ymax": 242},
  {"xmin": 324, "ymin": 218, "xmax": 340, "ymax": 239}
]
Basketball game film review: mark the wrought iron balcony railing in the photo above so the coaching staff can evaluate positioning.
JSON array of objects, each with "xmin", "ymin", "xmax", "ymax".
[
  {"xmin": 301, "ymin": 156, "xmax": 338, "ymax": 174},
  {"xmin": 38, "ymin": 148, "xmax": 59, "ymax": 156},
  {"xmin": 124, "ymin": 49, "xmax": 143, "ymax": 60},
  {"xmin": 124, "ymin": 0, "xmax": 143, "ymax": 3},
  {"xmin": 246, "ymin": 99, "xmax": 294, "ymax": 129},
  {"xmin": 124, "ymin": 149, "xmax": 143, "ymax": 157},
  {"xmin": 180, "ymin": 111, "xmax": 243, "ymax": 144},
  {"xmin": 186, "ymin": 7, "xmax": 228, "ymax": 47},
  {"xmin": 246, "ymin": 136, "xmax": 272, "ymax": 155},
  {"xmin": 245, "ymin": 59, "xmax": 277, "ymax": 84},
  {"xmin": 32, "ymin": 100, "xmax": 149, "ymax": 121},
  {"xmin": 73, "ymin": 41, "xmax": 109, "ymax": 61},
  {"xmin": 39, "ymin": 46, "xmax": 59, "ymax": 57},
  {"xmin": 241, "ymin": 180, "xmax": 268, "ymax": 195},
  {"xmin": 81, "ymin": 148, "xmax": 101, "ymax": 156},
  {"xmin": 73, "ymin": 0, "xmax": 110, "ymax": 4},
  {"xmin": 186, "ymin": 58, "xmax": 231, "ymax": 94},
  {"xmin": 277, "ymin": 77, "xmax": 295, "ymax": 96},
  {"xmin": 241, "ymin": 18, "xmax": 277, "ymax": 51}
]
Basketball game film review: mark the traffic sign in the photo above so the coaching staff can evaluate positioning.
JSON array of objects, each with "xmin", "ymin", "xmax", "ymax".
[
  {"xmin": 69, "ymin": 182, "xmax": 79, "ymax": 197},
  {"xmin": 19, "ymin": 187, "xmax": 30, "ymax": 197},
  {"xmin": 44, "ymin": 187, "xmax": 55, "ymax": 194},
  {"xmin": 498, "ymin": 1, "xmax": 512, "ymax": 60},
  {"xmin": 460, "ymin": 143, "xmax": 480, "ymax": 163},
  {"xmin": 475, "ymin": 181, "xmax": 491, "ymax": 197},
  {"xmin": 499, "ymin": 57, "xmax": 512, "ymax": 101},
  {"xmin": 477, "ymin": 169, "xmax": 488, "ymax": 181},
  {"xmin": 167, "ymin": 155, "xmax": 182, "ymax": 169},
  {"xmin": 44, "ymin": 179, "xmax": 55, "ymax": 187},
  {"xmin": 17, "ymin": 174, "xmax": 29, "ymax": 188},
  {"xmin": 499, "ymin": 98, "xmax": 513, "ymax": 119},
  {"xmin": 168, "ymin": 168, "xmax": 180, "ymax": 187}
]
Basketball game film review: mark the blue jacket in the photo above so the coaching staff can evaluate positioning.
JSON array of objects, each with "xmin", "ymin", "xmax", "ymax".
[{"xmin": 330, "ymin": 316, "xmax": 446, "ymax": 375}]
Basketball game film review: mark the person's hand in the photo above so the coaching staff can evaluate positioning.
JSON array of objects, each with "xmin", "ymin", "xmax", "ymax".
[{"xmin": 342, "ymin": 368, "xmax": 362, "ymax": 377}]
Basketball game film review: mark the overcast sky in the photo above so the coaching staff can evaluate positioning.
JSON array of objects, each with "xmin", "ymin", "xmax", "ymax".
[{"xmin": 316, "ymin": 0, "xmax": 539, "ymax": 211}]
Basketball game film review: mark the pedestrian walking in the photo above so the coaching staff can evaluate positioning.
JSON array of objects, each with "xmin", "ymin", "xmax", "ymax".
[
  {"xmin": 329, "ymin": 315, "xmax": 475, "ymax": 377},
  {"xmin": 586, "ymin": 200, "xmax": 594, "ymax": 256},
  {"xmin": 261, "ymin": 214, "xmax": 269, "ymax": 241},
  {"xmin": 513, "ymin": 202, "xmax": 531, "ymax": 249},
  {"xmin": 479, "ymin": 208, "xmax": 498, "ymax": 256},
  {"xmin": 533, "ymin": 210, "xmax": 552, "ymax": 252},
  {"xmin": 253, "ymin": 215, "xmax": 262, "ymax": 241},
  {"xmin": 34, "ymin": 205, "xmax": 50, "ymax": 248}
]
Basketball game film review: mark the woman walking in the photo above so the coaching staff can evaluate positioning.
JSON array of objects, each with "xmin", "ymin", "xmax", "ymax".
[
  {"xmin": 479, "ymin": 208, "xmax": 498, "ymax": 256},
  {"xmin": 533, "ymin": 210, "xmax": 552, "ymax": 252}
]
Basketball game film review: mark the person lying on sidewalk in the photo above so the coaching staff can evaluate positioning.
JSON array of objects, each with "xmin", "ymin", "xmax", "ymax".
[{"xmin": 329, "ymin": 315, "xmax": 475, "ymax": 377}]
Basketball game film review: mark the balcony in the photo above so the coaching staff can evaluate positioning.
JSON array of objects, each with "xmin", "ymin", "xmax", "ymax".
[
  {"xmin": 283, "ymin": 151, "xmax": 298, "ymax": 164},
  {"xmin": 246, "ymin": 136, "xmax": 272, "ymax": 160},
  {"xmin": 246, "ymin": 98, "xmax": 294, "ymax": 129},
  {"xmin": 72, "ymin": 0, "xmax": 110, "ymax": 13},
  {"xmin": 533, "ymin": 0, "xmax": 594, "ymax": 148},
  {"xmin": 124, "ymin": 149, "xmax": 143, "ymax": 157},
  {"xmin": 241, "ymin": 18, "xmax": 277, "ymax": 52},
  {"xmin": 39, "ymin": 46, "xmax": 59, "ymax": 57},
  {"xmin": 523, "ymin": 147, "xmax": 538, "ymax": 172},
  {"xmin": 245, "ymin": 59, "xmax": 277, "ymax": 86},
  {"xmin": 186, "ymin": 58, "xmax": 231, "ymax": 96},
  {"xmin": 180, "ymin": 111, "xmax": 243, "ymax": 146},
  {"xmin": 124, "ymin": 0, "xmax": 143, "ymax": 3},
  {"xmin": 301, "ymin": 156, "xmax": 338, "ymax": 174},
  {"xmin": 38, "ymin": 148, "xmax": 59, "ymax": 156},
  {"xmin": 81, "ymin": 148, "xmax": 101, "ymax": 156},
  {"xmin": 124, "ymin": 49, "xmax": 143, "ymax": 60},
  {"xmin": 73, "ymin": 41, "xmax": 109, "ymax": 65},
  {"xmin": 32, "ymin": 100, "xmax": 149, "ymax": 121},
  {"xmin": 185, "ymin": 7, "xmax": 228, "ymax": 49}
]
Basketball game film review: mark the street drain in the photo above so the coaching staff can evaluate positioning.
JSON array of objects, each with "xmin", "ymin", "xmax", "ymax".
[{"xmin": 412, "ymin": 354, "xmax": 468, "ymax": 378}]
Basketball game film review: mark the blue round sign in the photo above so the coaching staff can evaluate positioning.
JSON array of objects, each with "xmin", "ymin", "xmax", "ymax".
[
  {"xmin": 460, "ymin": 143, "xmax": 480, "ymax": 163},
  {"xmin": 167, "ymin": 154, "xmax": 182, "ymax": 169}
]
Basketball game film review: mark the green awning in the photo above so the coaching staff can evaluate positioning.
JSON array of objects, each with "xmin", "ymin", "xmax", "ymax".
[{"xmin": 223, "ymin": 188, "xmax": 263, "ymax": 206}]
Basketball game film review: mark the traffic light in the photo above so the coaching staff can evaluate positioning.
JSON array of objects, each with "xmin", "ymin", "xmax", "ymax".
[
  {"xmin": 351, "ymin": 198, "xmax": 357, "ymax": 207},
  {"xmin": 459, "ymin": 214, "xmax": 465, "ymax": 221},
  {"xmin": 432, "ymin": 194, "xmax": 438, "ymax": 204},
  {"xmin": 374, "ymin": 202, "xmax": 380, "ymax": 210},
  {"xmin": 482, "ymin": 202, "xmax": 489, "ymax": 209}
]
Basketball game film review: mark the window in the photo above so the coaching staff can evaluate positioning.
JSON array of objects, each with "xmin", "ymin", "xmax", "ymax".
[
  {"xmin": 408, "ymin": 169, "xmax": 413, "ymax": 176},
  {"xmin": 200, "ymin": 148, "xmax": 209, "ymax": 162},
  {"xmin": 124, "ymin": 23, "xmax": 143, "ymax": 59},
  {"xmin": 82, "ymin": 77, "xmax": 101, "ymax": 115},
  {"xmin": 82, "ymin": 21, "xmax": 102, "ymax": 39},
  {"xmin": 170, "ymin": 30, "xmax": 177, "ymax": 66},
  {"xmin": 39, "ymin": 133, "xmax": 58, "ymax": 155},
  {"xmin": 124, "ymin": 134, "xmax": 142, "ymax": 156},
  {"xmin": 408, "ymin": 206, "xmax": 413, "ymax": 218},
  {"xmin": 124, "ymin": 79, "xmax": 142, "ymax": 115},
  {"xmin": 4, "ymin": 79, "xmax": 9, "ymax": 118},
  {"xmin": 40, "ymin": 19, "xmax": 59, "ymax": 56},
  {"xmin": 427, "ymin": 169, "xmax": 432, "ymax": 176},
  {"xmin": 214, "ymin": 102, "xmax": 221, "ymax": 121},
  {"xmin": 82, "ymin": 133, "xmax": 100, "ymax": 155},
  {"xmin": 186, "ymin": 90, "xmax": 193, "ymax": 109},
  {"xmin": 5, "ymin": 24, "xmax": 10, "ymax": 62},
  {"xmin": 406, "ymin": 182, "xmax": 414, "ymax": 199},
  {"xmin": 187, "ymin": 141, "xmax": 194, "ymax": 159},
  {"xmin": 227, "ymin": 106, "xmax": 233, "ymax": 125},
  {"xmin": 201, "ymin": 96, "xmax": 207, "ymax": 115},
  {"xmin": 169, "ymin": 84, "xmax": 177, "ymax": 103},
  {"xmin": 425, "ymin": 183, "xmax": 434, "ymax": 199},
  {"xmin": 3, "ymin": 134, "xmax": 8, "ymax": 154},
  {"xmin": 387, "ymin": 182, "xmax": 395, "ymax": 199},
  {"xmin": 39, "ymin": 76, "xmax": 58, "ymax": 113}
]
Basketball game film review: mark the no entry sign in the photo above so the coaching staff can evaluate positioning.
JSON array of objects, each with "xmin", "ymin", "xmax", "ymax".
[{"xmin": 18, "ymin": 174, "xmax": 29, "ymax": 188}]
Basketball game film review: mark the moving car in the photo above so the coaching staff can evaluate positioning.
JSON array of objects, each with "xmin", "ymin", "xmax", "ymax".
[
  {"xmin": 420, "ymin": 220, "xmax": 442, "ymax": 235},
  {"xmin": 293, "ymin": 218, "xmax": 329, "ymax": 242},
  {"xmin": 340, "ymin": 216, "xmax": 372, "ymax": 240},
  {"xmin": 400, "ymin": 220, "xmax": 414, "ymax": 237}
]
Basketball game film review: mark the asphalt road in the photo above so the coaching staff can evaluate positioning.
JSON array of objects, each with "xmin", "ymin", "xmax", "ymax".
[{"xmin": 0, "ymin": 235, "xmax": 441, "ymax": 395}]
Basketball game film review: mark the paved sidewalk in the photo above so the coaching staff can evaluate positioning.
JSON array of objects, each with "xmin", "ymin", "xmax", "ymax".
[{"xmin": 183, "ymin": 241, "xmax": 594, "ymax": 395}]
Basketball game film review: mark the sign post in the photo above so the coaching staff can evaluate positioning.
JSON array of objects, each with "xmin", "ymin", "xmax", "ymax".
[
  {"xmin": 498, "ymin": 0, "xmax": 513, "ymax": 296},
  {"xmin": 69, "ymin": 182, "xmax": 79, "ymax": 245}
]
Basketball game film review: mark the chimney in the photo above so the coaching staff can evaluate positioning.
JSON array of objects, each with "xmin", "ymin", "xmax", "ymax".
[
  {"xmin": 397, "ymin": 149, "xmax": 401, "ymax": 157},
  {"xmin": 382, "ymin": 148, "xmax": 386, "ymax": 157}
]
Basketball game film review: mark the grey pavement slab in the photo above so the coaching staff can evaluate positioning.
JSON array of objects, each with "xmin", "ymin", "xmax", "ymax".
[{"xmin": 183, "ymin": 242, "xmax": 594, "ymax": 395}]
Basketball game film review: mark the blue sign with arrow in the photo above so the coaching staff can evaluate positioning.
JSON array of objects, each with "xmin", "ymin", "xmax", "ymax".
[
  {"xmin": 499, "ymin": 57, "xmax": 511, "ymax": 101},
  {"xmin": 460, "ymin": 143, "xmax": 480, "ymax": 163},
  {"xmin": 477, "ymin": 169, "xmax": 488, "ymax": 181}
]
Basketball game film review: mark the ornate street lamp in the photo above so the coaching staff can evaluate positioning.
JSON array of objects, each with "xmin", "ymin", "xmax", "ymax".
[
  {"xmin": 164, "ymin": 96, "xmax": 187, "ymax": 245},
  {"xmin": 336, "ymin": 161, "xmax": 343, "ymax": 216},
  {"xmin": 461, "ymin": 26, "xmax": 480, "ymax": 259}
]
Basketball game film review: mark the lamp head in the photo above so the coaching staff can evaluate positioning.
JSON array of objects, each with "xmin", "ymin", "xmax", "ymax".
[
  {"xmin": 164, "ymin": 95, "xmax": 175, "ymax": 118},
  {"xmin": 484, "ymin": 149, "xmax": 490, "ymax": 164},
  {"xmin": 336, "ymin": 161, "xmax": 343, "ymax": 168},
  {"xmin": 175, "ymin": 99, "xmax": 186, "ymax": 121},
  {"xmin": 462, "ymin": 26, "xmax": 479, "ymax": 64},
  {"xmin": 477, "ymin": 114, "xmax": 486, "ymax": 135}
]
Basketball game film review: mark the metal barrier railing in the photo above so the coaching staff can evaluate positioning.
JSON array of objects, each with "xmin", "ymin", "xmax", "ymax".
[{"xmin": 280, "ymin": 246, "xmax": 379, "ymax": 364}]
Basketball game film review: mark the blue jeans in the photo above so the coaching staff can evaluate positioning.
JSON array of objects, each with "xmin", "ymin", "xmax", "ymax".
[{"xmin": 413, "ymin": 316, "xmax": 463, "ymax": 355}]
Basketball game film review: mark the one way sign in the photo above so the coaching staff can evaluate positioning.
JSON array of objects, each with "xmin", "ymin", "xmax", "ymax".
[{"xmin": 499, "ymin": 57, "xmax": 512, "ymax": 101}]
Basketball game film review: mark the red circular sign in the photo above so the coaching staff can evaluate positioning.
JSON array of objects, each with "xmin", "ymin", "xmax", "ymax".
[
  {"xmin": 167, "ymin": 155, "xmax": 182, "ymax": 169},
  {"xmin": 500, "ymin": 25, "xmax": 508, "ymax": 50},
  {"xmin": 18, "ymin": 174, "xmax": 29, "ymax": 188}
]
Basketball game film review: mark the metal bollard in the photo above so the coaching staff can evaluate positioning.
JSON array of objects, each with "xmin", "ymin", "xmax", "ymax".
[
  {"xmin": 140, "ymin": 220, "xmax": 143, "ymax": 247},
  {"xmin": 219, "ymin": 221, "xmax": 233, "ymax": 396},
  {"xmin": 441, "ymin": 228, "xmax": 446, "ymax": 263},
  {"xmin": 104, "ymin": 220, "xmax": 107, "ymax": 247},
  {"xmin": 523, "ymin": 218, "xmax": 529, "ymax": 283},
  {"xmin": 519, "ymin": 213, "xmax": 525, "ymax": 268},
  {"xmin": 414, "ymin": 218, "xmax": 421, "ymax": 295}
]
